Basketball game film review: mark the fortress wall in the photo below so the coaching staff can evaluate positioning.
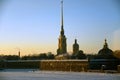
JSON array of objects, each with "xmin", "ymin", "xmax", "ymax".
[
  {"xmin": 1, "ymin": 59, "xmax": 120, "ymax": 72},
  {"xmin": 0, "ymin": 60, "xmax": 88, "ymax": 72},
  {"xmin": 40, "ymin": 60, "xmax": 88, "ymax": 72}
]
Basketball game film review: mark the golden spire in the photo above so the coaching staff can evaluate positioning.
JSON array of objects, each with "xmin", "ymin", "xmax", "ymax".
[{"xmin": 61, "ymin": 0, "xmax": 64, "ymax": 32}]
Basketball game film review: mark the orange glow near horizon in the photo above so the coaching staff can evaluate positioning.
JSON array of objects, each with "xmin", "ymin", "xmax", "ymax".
[{"xmin": 0, "ymin": 0, "xmax": 119, "ymax": 56}]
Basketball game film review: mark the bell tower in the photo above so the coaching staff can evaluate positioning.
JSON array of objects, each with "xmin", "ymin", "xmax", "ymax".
[
  {"xmin": 73, "ymin": 39, "xmax": 79, "ymax": 54},
  {"xmin": 57, "ymin": 0, "xmax": 67, "ymax": 55}
]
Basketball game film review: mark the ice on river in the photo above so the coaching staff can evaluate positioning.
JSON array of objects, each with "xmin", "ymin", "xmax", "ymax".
[{"xmin": 0, "ymin": 69, "xmax": 120, "ymax": 80}]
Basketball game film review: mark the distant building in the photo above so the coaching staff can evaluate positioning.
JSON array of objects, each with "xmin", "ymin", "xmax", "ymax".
[
  {"xmin": 89, "ymin": 39, "xmax": 119, "ymax": 70},
  {"xmin": 55, "ymin": 0, "xmax": 86, "ymax": 59},
  {"xmin": 18, "ymin": 50, "xmax": 20, "ymax": 58},
  {"xmin": 71, "ymin": 39, "xmax": 86, "ymax": 59},
  {"xmin": 73, "ymin": 39, "xmax": 79, "ymax": 54},
  {"xmin": 97, "ymin": 39, "xmax": 114, "ymax": 59},
  {"xmin": 56, "ymin": 1, "xmax": 86, "ymax": 60},
  {"xmin": 57, "ymin": 1, "xmax": 67, "ymax": 55}
]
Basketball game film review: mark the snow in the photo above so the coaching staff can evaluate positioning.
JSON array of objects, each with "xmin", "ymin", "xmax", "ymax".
[{"xmin": 0, "ymin": 69, "xmax": 120, "ymax": 80}]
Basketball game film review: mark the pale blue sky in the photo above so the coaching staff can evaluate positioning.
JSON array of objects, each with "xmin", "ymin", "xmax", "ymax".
[{"xmin": 0, "ymin": 0, "xmax": 120, "ymax": 55}]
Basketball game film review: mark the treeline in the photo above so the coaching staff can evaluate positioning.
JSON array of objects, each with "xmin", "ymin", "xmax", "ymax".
[
  {"xmin": 0, "ymin": 55, "xmax": 20, "ymax": 60},
  {"xmin": 0, "ymin": 52, "xmax": 55, "ymax": 60},
  {"xmin": 70, "ymin": 50, "xmax": 87, "ymax": 59},
  {"xmin": 21, "ymin": 52, "xmax": 54, "ymax": 60},
  {"xmin": 0, "ymin": 51, "xmax": 88, "ymax": 60},
  {"xmin": 0, "ymin": 50, "xmax": 119, "ymax": 60}
]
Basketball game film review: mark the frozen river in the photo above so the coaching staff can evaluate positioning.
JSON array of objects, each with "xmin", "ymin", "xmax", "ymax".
[{"xmin": 0, "ymin": 69, "xmax": 120, "ymax": 80}]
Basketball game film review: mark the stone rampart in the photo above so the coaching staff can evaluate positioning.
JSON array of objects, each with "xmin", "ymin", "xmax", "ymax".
[{"xmin": 40, "ymin": 60, "xmax": 88, "ymax": 72}]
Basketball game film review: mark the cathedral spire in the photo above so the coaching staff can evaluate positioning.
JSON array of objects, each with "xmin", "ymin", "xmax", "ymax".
[
  {"xmin": 60, "ymin": 0, "xmax": 64, "ymax": 35},
  {"xmin": 57, "ymin": 0, "xmax": 67, "ymax": 55}
]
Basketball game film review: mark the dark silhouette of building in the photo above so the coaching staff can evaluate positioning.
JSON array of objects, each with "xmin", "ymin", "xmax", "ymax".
[
  {"xmin": 18, "ymin": 50, "xmax": 20, "ymax": 59},
  {"xmin": 71, "ymin": 39, "xmax": 86, "ymax": 59},
  {"xmin": 73, "ymin": 39, "xmax": 79, "ymax": 54},
  {"xmin": 89, "ymin": 39, "xmax": 119, "ymax": 70},
  {"xmin": 57, "ymin": 1, "xmax": 67, "ymax": 55},
  {"xmin": 97, "ymin": 39, "xmax": 114, "ymax": 59}
]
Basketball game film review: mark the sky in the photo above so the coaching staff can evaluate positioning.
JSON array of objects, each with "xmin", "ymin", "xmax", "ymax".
[{"xmin": 0, "ymin": 0, "xmax": 120, "ymax": 56}]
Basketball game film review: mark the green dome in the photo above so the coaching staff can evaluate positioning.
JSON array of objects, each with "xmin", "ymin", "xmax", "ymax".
[
  {"xmin": 98, "ymin": 39, "xmax": 114, "ymax": 59},
  {"xmin": 98, "ymin": 48, "xmax": 113, "ymax": 55}
]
